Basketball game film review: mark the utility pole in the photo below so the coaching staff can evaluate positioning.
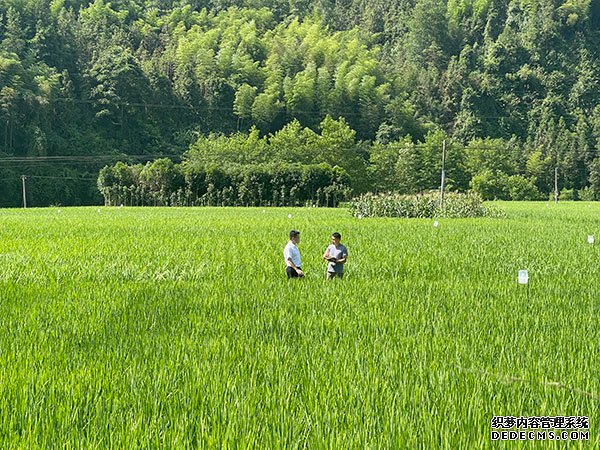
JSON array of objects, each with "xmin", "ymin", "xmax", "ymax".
[
  {"xmin": 440, "ymin": 140, "xmax": 446, "ymax": 208},
  {"xmin": 554, "ymin": 167, "xmax": 558, "ymax": 204},
  {"xmin": 21, "ymin": 175, "xmax": 27, "ymax": 208}
]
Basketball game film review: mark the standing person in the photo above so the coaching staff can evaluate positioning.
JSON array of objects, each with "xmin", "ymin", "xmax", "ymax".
[
  {"xmin": 284, "ymin": 230, "xmax": 304, "ymax": 278},
  {"xmin": 323, "ymin": 232, "xmax": 348, "ymax": 279}
]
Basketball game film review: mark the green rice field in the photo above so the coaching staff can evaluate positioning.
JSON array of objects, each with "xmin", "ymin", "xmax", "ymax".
[{"xmin": 0, "ymin": 203, "xmax": 597, "ymax": 448}]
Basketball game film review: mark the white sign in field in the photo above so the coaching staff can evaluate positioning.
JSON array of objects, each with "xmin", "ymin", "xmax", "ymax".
[{"xmin": 518, "ymin": 270, "xmax": 529, "ymax": 285}]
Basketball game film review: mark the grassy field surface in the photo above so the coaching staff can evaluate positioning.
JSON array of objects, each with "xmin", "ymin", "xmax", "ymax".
[{"xmin": 0, "ymin": 203, "xmax": 597, "ymax": 448}]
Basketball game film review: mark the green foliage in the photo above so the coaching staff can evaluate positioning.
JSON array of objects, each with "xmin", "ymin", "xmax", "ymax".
[
  {"xmin": 559, "ymin": 187, "xmax": 578, "ymax": 200},
  {"xmin": 186, "ymin": 127, "xmax": 270, "ymax": 166},
  {"xmin": 392, "ymin": 131, "xmax": 469, "ymax": 194},
  {"xmin": 470, "ymin": 170, "xmax": 541, "ymax": 201},
  {"xmin": 507, "ymin": 174, "xmax": 542, "ymax": 200},
  {"xmin": 587, "ymin": 156, "xmax": 600, "ymax": 200},
  {"xmin": 233, "ymin": 83, "xmax": 257, "ymax": 120},
  {"xmin": 525, "ymin": 149, "xmax": 554, "ymax": 194},
  {"xmin": 185, "ymin": 116, "xmax": 368, "ymax": 192},
  {"xmin": 464, "ymin": 138, "xmax": 518, "ymax": 177},
  {"xmin": 578, "ymin": 185, "xmax": 595, "ymax": 201},
  {"xmin": 98, "ymin": 160, "xmax": 351, "ymax": 206},
  {"xmin": 349, "ymin": 191, "xmax": 501, "ymax": 218},
  {"xmin": 470, "ymin": 170, "xmax": 510, "ymax": 200},
  {"xmin": 368, "ymin": 136, "xmax": 413, "ymax": 192}
]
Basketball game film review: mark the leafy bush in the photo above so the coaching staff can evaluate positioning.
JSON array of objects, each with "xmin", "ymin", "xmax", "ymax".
[
  {"xmin": 507, "ymin": 175, "xmax": 542, "ymax": 200},
  {"xmin": 349, "ymin": 192, "xmax": 504, "ymax": 218},
  {"xmin": 470, "ymin": 171, "xmax": 510, "ymax": 200},
  {"xmin": 557, "ymin": 188, "xmax": 578, "ymax": 201},
  {"xmin": 470, "ymin": 171, "xmax": 542, "ymax": 201},
  {"xmin": 579, "ymin": 186, "xmax": 596, "ymax": 201}
]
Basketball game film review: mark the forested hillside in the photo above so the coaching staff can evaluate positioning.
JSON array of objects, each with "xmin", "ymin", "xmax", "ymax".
[{"xmin": 2, "ymin": 0, "xmax": 600, "ymax": 206}]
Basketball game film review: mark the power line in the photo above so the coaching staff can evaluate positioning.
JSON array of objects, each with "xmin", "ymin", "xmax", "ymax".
[
  {"xmin": 52, "ymin": 98, "xmax": 600, "ymax": 129},
  {"xmin": 0, "ymin": 154, "xmax": 183, "ymax": 167},
  {"xmin": 0, "ymin": 153, "xmax": 182, "ymax": 162},
  {"xmin": 51, "ymin": 97, "xmax": 371, "ymax": 117},
  {"xmin": 0, "ymin": 143, "xmax": 598, "ymax": 171},
  {"xmin": 2, "ymin": 176, "xmax": 97, "ymax": 181},
  {"xmin": 24, "ymin": 175, "xmax": 98, "ymax": 181}
]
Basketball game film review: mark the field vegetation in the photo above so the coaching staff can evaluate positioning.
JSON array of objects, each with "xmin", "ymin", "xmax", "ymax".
[{"xmin": 0, "ymin": 203, "xmax": 597, "ymax": 447}]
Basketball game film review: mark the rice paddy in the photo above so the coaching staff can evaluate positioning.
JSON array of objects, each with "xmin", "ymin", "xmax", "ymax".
[{"xmin": 0, "ymin": 203, "xmax": 597, "ymax": 448}]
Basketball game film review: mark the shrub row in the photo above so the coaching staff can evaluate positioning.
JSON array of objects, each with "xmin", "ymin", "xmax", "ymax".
[{"xmin": 98, "ymin": 159, "xmax": 351, "ymax": 207}]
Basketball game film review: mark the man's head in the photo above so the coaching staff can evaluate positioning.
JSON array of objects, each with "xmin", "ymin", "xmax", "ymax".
[
  {"xmin": 331, "ymin": 232, "xmax": 341, "ymax": 244},
  {"xmin": 290, "ymin": 230, "xmax": 300, "ymax": 243}
]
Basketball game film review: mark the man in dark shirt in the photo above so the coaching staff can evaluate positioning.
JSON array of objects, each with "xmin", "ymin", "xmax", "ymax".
[{"xmin": 323, "ymin": 232, "xmax": 348, "ymax": 279}]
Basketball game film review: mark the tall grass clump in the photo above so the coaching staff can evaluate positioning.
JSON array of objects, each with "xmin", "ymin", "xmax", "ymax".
[{"xmin": 349, "ymin": 191, "xmax": 504, "ymax": 218}]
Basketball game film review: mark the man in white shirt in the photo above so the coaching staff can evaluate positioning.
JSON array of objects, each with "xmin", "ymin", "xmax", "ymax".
[{"xmin": 284, "ymin": 230, "xmax": 304, "ymax": 278}]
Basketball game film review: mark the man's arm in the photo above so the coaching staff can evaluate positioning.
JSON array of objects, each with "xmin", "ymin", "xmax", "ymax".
[
  {"xmin": 324, "ymin": 246, "xmax": 338, "ymax": 262},
  {"xmin": 335, "ymin": 252, "xmax": 348, "ymax": 265},
  {"xmin": 287, "ymin": 257, "xmax": 304, "ymax": 275}
]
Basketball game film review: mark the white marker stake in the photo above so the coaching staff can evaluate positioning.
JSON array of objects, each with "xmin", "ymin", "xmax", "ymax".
[
  {"xmin": 518, "ymin": 270, "xmax": 529, "ymax": 285},
  {"xmin": 588, "ymin": 235, "xmax": 595, "ymax": 245}
]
